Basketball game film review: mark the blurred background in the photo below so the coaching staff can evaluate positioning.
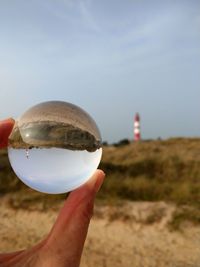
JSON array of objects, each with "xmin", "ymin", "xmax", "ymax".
[{"xmin": 0, "ymin": 1, "xmax": 200, "ymax": 266}]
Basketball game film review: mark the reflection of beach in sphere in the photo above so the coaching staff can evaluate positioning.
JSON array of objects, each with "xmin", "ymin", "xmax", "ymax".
[
  {"xmin": 8, "ymin": 147, "xmax": 102, "ymax": 194},
  {"xmin": 8, "ymin": 101, "xmax": 102, "ymax": 194}
]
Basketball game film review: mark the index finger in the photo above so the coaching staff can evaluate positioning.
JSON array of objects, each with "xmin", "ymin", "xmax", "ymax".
[{"xmin": 0, "ymin": 118, "xmax": 15, "ymax": 148}]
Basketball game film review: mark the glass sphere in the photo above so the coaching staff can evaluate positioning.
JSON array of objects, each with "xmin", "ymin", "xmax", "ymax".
[{"xmin": 8, "ymin": 101, "xmax": 102, "ymax": 194}]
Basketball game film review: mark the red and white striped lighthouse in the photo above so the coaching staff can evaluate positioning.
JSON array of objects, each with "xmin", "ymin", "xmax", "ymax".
[{"xmin": 134, "ymin": 113, "xmax": 141, "ymax": 141}]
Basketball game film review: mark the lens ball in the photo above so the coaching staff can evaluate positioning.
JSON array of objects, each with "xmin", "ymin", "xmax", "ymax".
[{"xmin": 8, "ymin": 101, "xmax": 102, "ymax": 194}]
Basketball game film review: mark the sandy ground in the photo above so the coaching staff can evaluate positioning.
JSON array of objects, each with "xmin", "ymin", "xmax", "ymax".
[{"xmin": 1, "ymin": 197, "xmax": 200, "ymax": 267}]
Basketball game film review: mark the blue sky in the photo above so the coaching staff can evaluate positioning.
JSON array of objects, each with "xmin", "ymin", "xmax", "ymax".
[{"xmin": 0, "ymin": 0, "xmax": 200, "ymax": 142}]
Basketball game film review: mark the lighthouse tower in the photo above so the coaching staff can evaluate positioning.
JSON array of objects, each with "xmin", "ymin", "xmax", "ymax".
[{"xmin": 134, "ymin": 113, "xmax": 141, "ymax": 141}]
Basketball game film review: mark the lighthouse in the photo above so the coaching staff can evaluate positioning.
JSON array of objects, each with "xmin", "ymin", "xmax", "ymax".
[{"xmin": 134, "ymin": 113, "xmax": 141, "ymax": 141}]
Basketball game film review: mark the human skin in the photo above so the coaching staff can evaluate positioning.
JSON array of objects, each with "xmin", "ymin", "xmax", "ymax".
[{"xmin": 0, "ymin": 118, "xmax": 105, "ymax": 267}]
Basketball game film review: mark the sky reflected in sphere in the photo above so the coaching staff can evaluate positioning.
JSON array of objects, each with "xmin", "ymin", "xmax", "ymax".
[{"xmin": 8, "ymin": 101, "xmax": 102, "ymax": 194}]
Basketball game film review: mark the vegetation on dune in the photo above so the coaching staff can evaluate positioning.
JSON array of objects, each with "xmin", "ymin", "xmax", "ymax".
[
  {"xmin": 0, "ymin": 150, "xmax": 21, "ymax": 193},
  {"xmin": 1, "ymin": 138, "xmax": 200, "ymax": 204},
  {"xmin": 1, "ymin": 138, "xmax": 200, "ymax": 228},
  {"xmin": 99, "ymin": 138, "xmax": 200, "ymax": 207}
]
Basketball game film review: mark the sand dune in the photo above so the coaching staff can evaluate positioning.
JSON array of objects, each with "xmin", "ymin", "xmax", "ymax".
[{"xmin": 1, "ymin": 196, "xmax": 200, "ymax": 267}]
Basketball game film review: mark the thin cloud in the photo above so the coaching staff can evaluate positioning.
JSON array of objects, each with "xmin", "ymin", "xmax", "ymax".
[{"xmin": 78, "ymin": 0, "xmax": 102, "ymax": 33}]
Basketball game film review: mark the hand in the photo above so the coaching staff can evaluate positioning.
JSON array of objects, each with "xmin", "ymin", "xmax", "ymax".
[{"xmin": 0, "ymin": 118, "xmax": 105, "ymax": 267}]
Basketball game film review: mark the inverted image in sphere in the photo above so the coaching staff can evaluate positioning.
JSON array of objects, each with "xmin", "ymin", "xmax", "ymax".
[{"xmin": 8, "ymin": 101, "xmax": 102, "ymax": 194}]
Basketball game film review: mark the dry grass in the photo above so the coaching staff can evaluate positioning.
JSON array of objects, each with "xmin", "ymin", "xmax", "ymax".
[
  {"xmin": 1, "ymin": 138, "xmax": 200, "ymax": 227},
  {"xmin": 99, "ymin": 138, "xmax": 200, "ymax": 207}
]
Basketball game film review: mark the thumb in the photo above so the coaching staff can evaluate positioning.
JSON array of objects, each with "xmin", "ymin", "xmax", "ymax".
[
  {"xmin": 0, "ymin": 118, "xmax": 15, "ymax": 148},
  {"xmin": 42, "ymin": 170, "xmax": 105, "ymax": 266}
]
